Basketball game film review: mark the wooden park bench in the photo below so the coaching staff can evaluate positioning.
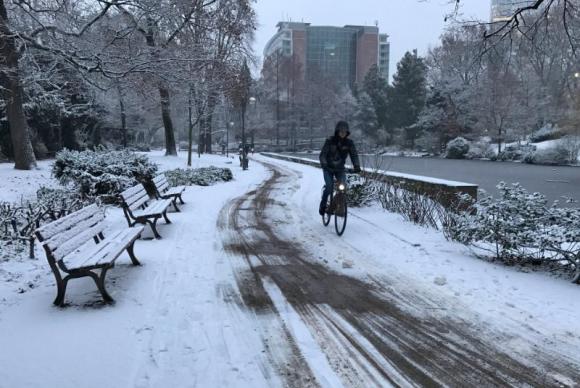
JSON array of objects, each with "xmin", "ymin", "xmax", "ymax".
[
  {"xmin": 152, "ymin": 174, "xmax": 186, "ymax": 212},
  {"xmin": 35, "ymin": 204, "xmax": 144, "ymax": 306},
  {"xmin": 119, "ymin": 183, "xmax": 172, "ymax": 239}
]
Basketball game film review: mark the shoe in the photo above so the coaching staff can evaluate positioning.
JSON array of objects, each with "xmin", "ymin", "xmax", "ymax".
[{"xmin": 319, "ymin": 203, "xmax": 326, "ymax": 216}]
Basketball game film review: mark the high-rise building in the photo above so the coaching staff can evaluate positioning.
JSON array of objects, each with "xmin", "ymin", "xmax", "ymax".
[
  {"xmin": 263, "ymin": 22, "xmax": 390, "ymax": 88},
  {"xmin": 490, "ymin": 0, "xmax": 534, "ymax": 22}
]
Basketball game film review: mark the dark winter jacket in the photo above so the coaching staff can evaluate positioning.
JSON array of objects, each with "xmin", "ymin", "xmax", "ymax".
[{"xmin": 319, "ymin": 129, "xmax": 360, "ymax": 172}]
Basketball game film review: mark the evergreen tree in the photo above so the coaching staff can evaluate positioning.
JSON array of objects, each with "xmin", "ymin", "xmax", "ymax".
[
  {"xmin": 361, "ymin": 65, "xmax": 389, "ymax": 129},
  {"xmin": 388, "ymin": 50, "xmax": 428, "ymax": 134},
  {"xmin": 353, "ymin": 92, "xmax": 379, "ymax": 141}
]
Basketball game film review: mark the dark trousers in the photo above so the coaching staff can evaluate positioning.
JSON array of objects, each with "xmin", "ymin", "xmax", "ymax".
[{"xmin": 320, "ymin": 169, "xmax": 346, "ymax": 208}]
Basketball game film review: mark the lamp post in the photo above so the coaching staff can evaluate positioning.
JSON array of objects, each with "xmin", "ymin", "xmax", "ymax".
[
  {"xmin": 228, "ymin": 121, "xmax": 233, "ymax": 157},
  {"xmin": 249, "ymin": 96, "xmax": 256, "ymax": 150}
]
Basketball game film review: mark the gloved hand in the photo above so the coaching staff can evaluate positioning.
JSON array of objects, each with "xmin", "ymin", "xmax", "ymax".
[{"xmin": 353, "ymin": 165, "xmax": 362, "ymax": 173}]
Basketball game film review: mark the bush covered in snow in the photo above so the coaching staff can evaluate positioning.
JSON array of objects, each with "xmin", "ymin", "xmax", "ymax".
[
  {"xmin": 445, "ymin": 182, "xmax": 580, "ymax": 282},
  {"xmin": 523, "ymin": 144, "xmax": 572, "ymax": 165},
  {"xmin": 497, "ymin": 148, "xmax": 524, "ymax": 161},
  {"xmin": 465, "ymin": 139, "xmax": 495, "ymax": 160},
  {"xmin": 0, "ymin": 186, "xmax": 91, "ymax": 260},
  {"xmin": 165, "ymin": 167, "xmax": 233, "ymax": 187},
  {"xmin": 52, "ymin": 148, "xmax": 158, "ymax": 199},
  {"xmin": 530, "ymin": 125, "xmax": 563, "ymax": 143},
  {"xmin": 377, "ymin": 180, "xmax": 449, "ymax": 229},
  {"xmin": 445, "ymin": 137, "xmax": 470, "ymax": 159},
  {"xmin": 346, "ymin": 173, "xmax": 380, "ymax": 207}
]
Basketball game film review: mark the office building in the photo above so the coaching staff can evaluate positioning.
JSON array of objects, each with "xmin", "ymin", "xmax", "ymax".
[
  {"xmin": 263, "ymin": 22, "xmax": 390, "ymax": 88},
  {"xmin": 491, "ymin": 0, "xmax": 535, "ymax": 22}
]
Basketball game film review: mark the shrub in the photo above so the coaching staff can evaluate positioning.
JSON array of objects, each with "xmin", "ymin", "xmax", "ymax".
[
  {"xmin": 165, "ymin": 167, "xmax": 233, "ymax": 187},
  {"xmin": 0, "ymin": 186, "xmax": 92, "ymax": 260},
  {"xmin": 346, "ymin": 174, "xmax": 379, "ymax": 207},
  {"xmin": 445, "ymin": 182, "xmax": 580, "ymax": 282},
  {"xmin": 466, "ymin": 139, "xmax": 495, "ymax": 160},
  {"xmin": 52, "ymin": 148, "xmax": 158, "ymax": 199},
  {"xmin": 523, "ymin": 144, "xmax": 571, "ymax": 165},
  {"xmin": 530, "ymin": 125, "xmax": 563, "ymax": 143},
  {"xmin": 377, "ymin": 180, "xmax": 448, "ymax": 229},
  {"xmin": 131, "ymin": 143, "xmax": 151, "ymax": 152},
  {"xmin": 445, "ymin": 137, "xmax": 470, "ymax": 159},
  {"xmin": 497, "ymin": 149, "xmax": 524, "ymax": 161}
]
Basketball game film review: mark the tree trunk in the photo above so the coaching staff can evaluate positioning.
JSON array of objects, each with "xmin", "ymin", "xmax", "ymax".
[
  {"xmin": 188, "ymin": 87, "xmax": 193, "ymax": 166},
  {"xmin": 198, "ymin": 117, "xmax": 204, "ymax": 157},
  {"xmin": 159, "ymin": 87, "xmax": 177, "ymax": 156},
  {"xmin": 0, "ymin": 0, "xmax": 37, "ymax": 170},
  {"xmin": 143, "ymin": 18, "xmax": 177, "ymax": 156},
  {"xmin": 203, "ymin": 95, "xmax": 217, "ymax": 154},
  {"xmin": 118, "ymin": 85, "xmax": 127, "ymax": 148}
]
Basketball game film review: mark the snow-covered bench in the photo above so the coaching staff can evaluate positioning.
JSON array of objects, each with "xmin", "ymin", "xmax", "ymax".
[
  {"xmin": 152, "ymin": 174, "xmax": 186, "ymax": 212},
  {"xmin": 35, "ymin": 204, "xmax": 144, "ymax": 306},
  {"xmin": 119, "ymin": 183, "xmax": 172, "ymax": 239}
]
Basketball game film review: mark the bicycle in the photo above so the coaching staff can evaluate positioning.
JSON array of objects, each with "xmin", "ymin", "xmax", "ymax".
[{"xmin": 321, "ymin": 180, "xmax": 348, "ymax": 236}]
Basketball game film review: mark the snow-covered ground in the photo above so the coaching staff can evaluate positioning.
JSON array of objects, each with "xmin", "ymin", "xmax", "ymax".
[
  {"xmin": 0, "ymin": 151, "xmax": 579, "ymax": 387},
  {"xmin": 0, "ymin": 159, "xmax": 58, "ymax": 203}
]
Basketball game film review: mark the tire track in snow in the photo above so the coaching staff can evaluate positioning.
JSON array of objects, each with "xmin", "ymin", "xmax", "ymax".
[{"xmin": 220, "ymin": 159, "xmax": 580, "ymax": 387}]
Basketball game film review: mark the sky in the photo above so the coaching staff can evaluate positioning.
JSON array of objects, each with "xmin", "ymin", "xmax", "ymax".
[{"xmin": 252, "ymin": 0, "xmax": 490, "ymax": 82}]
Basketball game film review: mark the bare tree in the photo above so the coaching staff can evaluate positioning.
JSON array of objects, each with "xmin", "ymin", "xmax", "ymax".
[
  {"xmin": 114, "ymin": 0, "xmax": 221, "ymax": 156},
  {"xmin": 447, "ymin": 0, "xmax": 578, "ymax": 56},
  {"xmin": 0, "ymin": 0, "xmax": 36, "ymax": 169}
]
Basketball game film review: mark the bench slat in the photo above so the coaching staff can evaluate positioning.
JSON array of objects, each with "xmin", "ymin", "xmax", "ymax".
[
  {"xmin": 123, "ymin": 187, "xmax": 146, "ymax": 203},
  {"xmin": 120, "ymin": 184, "xmax": 145, "ymax": 200},
  {"xmin": 154, "ymin": 175, "xmax": 169, "ymax": 192},
  {"xmin": 132, "ymin": 199, "xmax": 171, "ymax": 218},
  {"xmin": 63, "ymin": 226, "xmax": 144, "ymax": 270},
  {"xmin": 153, "ymin": 175, "xmax": 166, "ymax": 185},
  {"xmin": 164, "ymin": 186, "xmax": 185, "ymax": 196},
  {"xmin": 157, "ymin": 181, "xmax": 169, "ymax": 192},
  {"xmin": 43, "ymin": 211, "xmax": 105, "ymax": 250},
  {"xmin": 51, "ymin": 222, "xmax": 107, "ymax": 261},
  {"xmin": 126, "ymin": 192, "xmax": 149, "ymax": 211},
  {"xmin": 36, "ymin": 204, "xmax": 102, "ymax": 241}
]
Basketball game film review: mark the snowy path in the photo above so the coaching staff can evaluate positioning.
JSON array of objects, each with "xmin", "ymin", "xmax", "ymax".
[
  {"xmin": 1, "ymin": 152, "xmax": 580, "ymax": 387},
  {"xmin": 215, "ymin": 155, "xmax": 580, "ymax": 387}
]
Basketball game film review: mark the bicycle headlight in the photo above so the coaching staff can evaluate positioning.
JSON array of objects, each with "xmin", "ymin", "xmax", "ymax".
[{"xmin": 338, "ymin": 183, "xmax": 346, "ymax": 191}]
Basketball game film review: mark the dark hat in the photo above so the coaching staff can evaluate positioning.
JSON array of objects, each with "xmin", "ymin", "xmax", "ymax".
[{"xmin": 334, "ymin": 121, "xmax": 350, "ymax": 136}]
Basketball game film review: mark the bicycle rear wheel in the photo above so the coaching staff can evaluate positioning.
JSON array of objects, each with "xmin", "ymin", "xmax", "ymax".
[{"xmin": 334, "ymin": 193, "xmax": 347, "ymax": 236}]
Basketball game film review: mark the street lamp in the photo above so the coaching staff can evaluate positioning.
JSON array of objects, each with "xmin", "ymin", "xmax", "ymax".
[
  {"xmin": 228, "ymin": 121, "xmax": 234, "ymax": 157},
  {"xmin": 249, "ymin": 96, "xmax": 256, "ymax": 149}
]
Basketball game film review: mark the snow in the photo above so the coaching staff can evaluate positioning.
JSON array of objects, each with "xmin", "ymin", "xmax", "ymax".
[
  {"xmin": 0, "ymin": 159, "xmax": 58, "ymax": 203},
  {"xmin": 533, "ymin": 139, "xmax": 563, "ymax": 151},
  {"xmin": 0, "ymin": 150, "xmax": 579, "ymax": 387}
]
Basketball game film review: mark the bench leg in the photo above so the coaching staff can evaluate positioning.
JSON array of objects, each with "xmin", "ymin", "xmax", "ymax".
[
  {"xmin": 53, "ymin": 276, "xmax": 70, "ymax": 307},
  {"xmin": 172, "ymin": 199, "xmax": 181, "ymax": 212},
  {"xmin": 88, "ymin": 268, "xmax": 114, "ymax": 303},
  {"xmin": 127, "ymin": 241, "xmax": 141, "ymax": 266},
  {"xmin": 162, "ymin": 210, "xmax": 171, "ymax": 224},
  {"xmin": 178, "ymin": 194, "xmax": 185, "ymax": 204},
  {"xmin": 146, "ymin": 218, "xmax": 162, "ymax": 239}
]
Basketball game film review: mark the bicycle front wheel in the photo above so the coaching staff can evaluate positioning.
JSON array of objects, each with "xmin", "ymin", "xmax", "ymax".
[
  {"xmin": 334, "ymin": 193, "xmax": 347, "ymax": 236},
  {"xmin": 322, "ymin": 191, "xmax": 332, "ymax": 226}
]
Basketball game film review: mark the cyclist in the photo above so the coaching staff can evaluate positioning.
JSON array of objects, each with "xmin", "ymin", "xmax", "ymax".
[
  {"xmin": 238, "ymin": 142, "xmax": 251, "ymax": 168},
  {"xmin": 319, "ymin": 120, "xmax": 361, "ymax": 216}
]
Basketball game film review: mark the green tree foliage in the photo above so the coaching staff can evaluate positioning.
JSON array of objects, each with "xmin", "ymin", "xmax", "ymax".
[
  {"xmin": 353, "ymin": 92, "xmax": 379, "ymax": 140},
  {"xmin": 387, "ymin": 50, "xmax": 427, "ymax": 132},
  {"xmin": 361, "ymin": 65, "xmax": 389, "ymax": 130}
]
